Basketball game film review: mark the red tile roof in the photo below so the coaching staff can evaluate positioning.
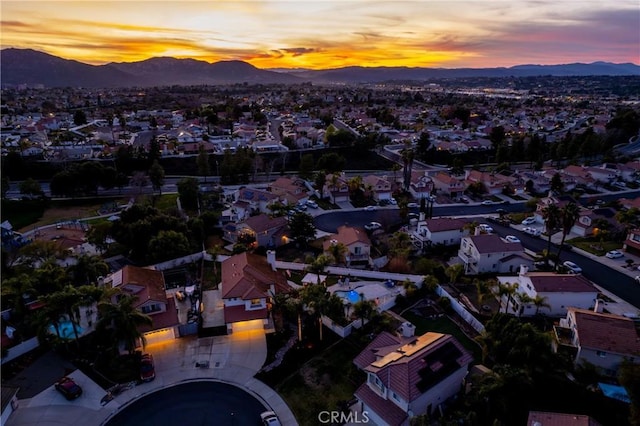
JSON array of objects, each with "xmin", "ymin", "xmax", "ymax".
[
  {"xmin": 469, "ymin": 234, "xmax": 524, "ymax": 254},
  {"xmin": 224, "ymin": 305, "xmax": 268, "ymax": 323},
  {"xmin": 139, "ymin": 296, "xmax": 179, "ymax": 333},
  {"xmin": 120, "ymin": 265, "xmax": 167, "ymax": 306},
  {"xmin": 221, "ymin": 252, "xmax": 289, "ymax": 300},
  {"xmin": 354, "ymin": 383, "xmax": 407, "ymax": 426},
  {"xmin": 528, "ymin": 274, "xmax": 597, "ymax": 293},
  {"xmin": 323, "ymin": 225, "xmax": 371, "ymax": 250},
  {"xmin": 571, "ymin": 308, "xmax": 640, "ymax": 355},
  {"xmin": 243, "ymin": 214, "xmax": 288, "ymax": 234},
  {"xmin": 527, "ymin": 411, "xmax": 602, "ymax": 426},
  {"xmin": 353, "ymin": 331, "xmax": 403, "ymax": 369},
  {"xmin": 423, "ymin": 217, "xmax": 468, "ymax": 233},
  {"xmin": 356, "ymin": 332, "xmax": 473, "ymax": 403}
]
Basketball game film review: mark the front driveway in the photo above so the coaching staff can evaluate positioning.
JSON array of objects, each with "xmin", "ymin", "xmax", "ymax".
[{"xmin": 7, "ymin": 330, "xmax": 297, "ymax": 426}]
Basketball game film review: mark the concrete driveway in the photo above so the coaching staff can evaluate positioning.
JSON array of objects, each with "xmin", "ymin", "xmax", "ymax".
[{"xmin": 7, "ymin": 331, "xmax": 297, "ymax": 426}]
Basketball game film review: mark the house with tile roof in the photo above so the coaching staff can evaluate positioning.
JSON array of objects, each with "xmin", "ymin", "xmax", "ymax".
[
  {"xmin": 352, "ymin": 331, "xmax": 473, "ymax": 426},
  {"xmin": 497, "ymin": 266, "xmax": 598, "ymax": 317},
  {"xmin": 431, "ymin": 172, "xmax": 465, "ymax": 199},
  {"xmin": 106, "ymin": 265, "xmax": 180, "ymax": 346},
  {"xmin": 458, "ymin": 233, "xmax": 532, "ymax": 275},
  {"xmin": 323, "ymin": 225, "xmax": 371, "ymax": 266},
  {"xmin": 323, "ymin": 173, "xmax": 350, "ymax": 203},
  {"xmin": 553, "ymin": 307, "xmax": 640, "ymax": 376},
  {"xmin": 363, "ymin": 174, "xmax": 393, "ymax": 202},
  {"xmin": 227, "ymin": 214, "xmax": 289, "ymax": 248},
  {"xmin": 408, "ymin": 170, "xmax": 434, "ymax": 200},
  {"xmin": 220, "ymin": 252, "xmax": 290, "ymax": 333},
  {"xmin": 410, "ymin": 217, "xmax": 469, "ymax": 250},
  {"xmin": 623, "ymin": 228, "xmax": 640, "ymax": 256},
  {"xmin": 269, "ymin": 176, "xmax": 309, "ymax": 206},
  {"xmin": 464, "ymin": 170, "xmax": 511, "ymax": 195},
  {"xmin": 235, "ymin": 187, "xmax": 280, "ymax": 214},
  {"xmin": 527, "ymin": 411, "xmax": 602, "ymax": 426}
]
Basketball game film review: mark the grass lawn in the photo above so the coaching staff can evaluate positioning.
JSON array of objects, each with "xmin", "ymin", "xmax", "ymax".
[
  {"xmin": 274, "ymin": 337, "xmax": 366, "ymax": 426},
  {"xmin": 569, "ymin": 237, "xmax": 622, "ymax": 256},
  {"xmin": 151, "ymin": 193, "xmax": 179, "ymax": 211},
  {"xmin": 400, "ymin": 311, "xmax": 482, "ymax": 361}
]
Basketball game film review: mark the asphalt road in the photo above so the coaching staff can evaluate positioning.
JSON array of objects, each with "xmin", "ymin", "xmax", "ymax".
[
  {"xmin": 104, "ymin": 381, "xmax": 268, "ymax": 426},
  {"xmin": 314, "ymin": 207, "xmax": 640, "ymax": 310}
]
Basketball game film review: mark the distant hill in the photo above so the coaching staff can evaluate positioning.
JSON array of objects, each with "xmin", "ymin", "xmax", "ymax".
[{"xmin": 1, "ymin": 48, "xmax": 638, "ymax": 88}]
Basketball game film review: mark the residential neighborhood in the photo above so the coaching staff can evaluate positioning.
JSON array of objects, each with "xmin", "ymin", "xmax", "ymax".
[{"xmin": 1, "ymin": 75, "xmax": 640, "ymax": 426}]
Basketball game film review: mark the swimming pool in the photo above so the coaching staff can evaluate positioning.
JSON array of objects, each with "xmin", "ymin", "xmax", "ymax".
[
  {"xmin": 335, "ymin": 289, "xmax": 362, "ymax": 304},
  {"xmin": 48, "ymin": 320, "xmax": 84, "ymax": 340}
]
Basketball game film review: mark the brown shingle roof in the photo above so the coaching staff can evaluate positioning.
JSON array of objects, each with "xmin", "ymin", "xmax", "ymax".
[
  {"xmin": 528, "ymin": 273, "xmax": 596, "ymax": 293},
  {"xmin": 243, "ymin": 214, "xmax": 288, "ymax": 234},
  {"xmin": 221, "ymin": 252, "xmax": 289, "ymax": 300},
  {"xmin": 470, "ymin": 234, "xmax": 523, "ymax": 254},
  {"xmin": 527, "ymin": 411, "xmax": 602, "ymax": 426},
  {"xmin": 139, "ymin": 296, "xmax": 179, "ymax": 332},
  {"xmin": 571, "ymin": 308, "xmax": 640, "ymax": 355}
]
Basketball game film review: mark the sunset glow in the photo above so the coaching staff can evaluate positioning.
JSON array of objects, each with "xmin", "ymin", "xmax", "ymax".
[{"xmin": 1, "ymin": 1, "xmax": 638, "ymax": 69}]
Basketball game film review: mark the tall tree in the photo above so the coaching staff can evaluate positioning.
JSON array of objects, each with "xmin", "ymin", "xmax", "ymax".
[
  {"xmin": 541, "ymin": 204, "xmax": 561, "ymax": 265},
  {"xmin": 288, "ymin": 212, "xmax": 317, "ymax": 247},
  {"xmin": 148, "ymin": 160, "xmax": 165, "ymax": 196},
  {"xmin": 97, "ymin": 294, "xmax": 153, "ymax": 355},
  {"xmin": 401, "ymin": 141, "xmax": 415, "ymax": 191},
  {"xmin": 177, "ymin": 177, "xmax": 200, "ymax": 211},
  {"xmin": 196, "ymin": 144, "xmax": 211, "ymax": 182},
  {"xmin": 555, "ymin": 202, "xmax": 581, "ymax": 270}
]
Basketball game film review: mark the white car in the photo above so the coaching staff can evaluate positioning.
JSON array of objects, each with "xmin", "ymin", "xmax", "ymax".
[
  {"xmin": 261, "ymin": 411, "xmax": 282, "ymax": 426},
  {"xmin": 523, "ymin": 227, "xmax": 541, "ymax": 237},
  {"xmin": 364, "ymin": 205, "xmax": 378, "ymax": 211},
  {"xmin": 478, "ymin": 224, "xmax": 493, "ymax": 233},
  {"xmin": 306, "ymin": 200, "xmax": 318, "ymax": 209},
  {"xmin": 562, "ymin": 261, "xmax": 582, "ymax": 274},
  {"xmin": 389, "ymin": 198, "xmax": 397, "ymax": 205},
  {"xmin": 605, "ymin": 250, "xmax": 623, "ymax": 259},
  {"xmin": 364, "ymin": 221, "xmax": 382, "ymax": 231},
  {"xmin": 521, "ymin": 217, "xmax": 536, "ymax": 225},
  {"xmin": 505, "ymin": 235, "xmax": 521, "ymax": 243}
]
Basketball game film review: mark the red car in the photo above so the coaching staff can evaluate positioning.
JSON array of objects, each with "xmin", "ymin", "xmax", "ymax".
[
  {"xmin": 55, "ymin": 376, "xmax": 83, "ymax": 400},
  {"xmin": 140, "ymin": 353, "xmax": 155, "ymax": 382}
]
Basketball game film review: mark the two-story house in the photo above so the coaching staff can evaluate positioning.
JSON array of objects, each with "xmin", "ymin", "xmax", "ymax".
[
  {"xmin": 408, "ymin": 170, "xmax": 434, "ymax": 200},
  {"xmin": 323, "ymin": 225, "xmax": 371, "ymax": 266},
  {"xmin": 497, "ymin": 266, "xmax": 598, "ymax": 317},
  {"xmin": 353, "ymin": 331, "xmax": 473, "ymax": 426},
  {"xmin": 554, "ymin": 307, "xmax": 640, "ymax": 376},
  {"xmin": 465, "ymin": 170, "xmax": 510, "ymax": 195},
  {"xmin": 323, "ymin": 173, "xmax": 350, "ymax": 204},
  {"xmin": 107, "ymin": 265, "xmax": 180, "ymax": 346},
  {"xmin": 220, "ymin": 252, "xmax": 290, "ymax": 333},
  {"xmin": 269, "ymin": 177, "xmax": 309, "ymax": 206},
  {"xmin": 458, "ymin": 234, "xmax": 532, "ymax": 275},
  {"xmin": 623, "ymin": 228, "xmax": 640, "ymax": 256},
  {"xmin": 431, "ymin": 172, "xmax": 465, "ymax": 199},
  {"xmin": 227, "ymin": 214, "xmax": 289, "ymax": 248},
  {"xmin": 235, "ymin": 187, "xmax": 280, "ymax": 215},
  {"xmin": 363, "ymin": 175, "xmax": 393, "ymax": 202},
  {"xmin": 411, "ymin": 217, "xmax": 469, "ymax": 250}
]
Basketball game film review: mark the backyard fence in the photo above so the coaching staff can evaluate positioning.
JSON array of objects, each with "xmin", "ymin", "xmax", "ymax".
[{"xmin": 435, "ymin": 286, "xmax": 485, "ymax": 333}]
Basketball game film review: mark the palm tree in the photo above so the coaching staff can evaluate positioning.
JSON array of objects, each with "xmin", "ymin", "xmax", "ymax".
[
  {"xmin": 42, "ymin": 285, "xmax": 86, "ymax": 347},
  {"xmin": 305, "ymin": 253, "xmax": 332, "ymax": 285},
  {"xmin": 532, "ymin": 295, "xmax": 551, "ymax": 316},
  {"xmin": 541, "ymin": 204, "xmax": 561, "ymax": 265},
  {"xmin": 497, "ymin": 282, "xmax": 519, "ymax": 314},
  {"xmin": 391, "ymin": 163, "xmax": 402, "ymax": 186},
  {"xmin": 445, "ymin": 264, "xmax": 464, "ymax": 284},
  {"xmin": 68, "ymin": 254, "xmax": 109, "ymax": 286},
  {"xmin": 474, "ymin": 279, "xmax": 492, "ymax": 305},
  {"xmin": 353, "ymin": 300, "xmax": 375, "ymax": 328},
  {"xmin": 96, "ymin": 294, "xmax": 153, "ymax": 355},
  {"xmin": 327, "ymin": 242, "xmax": 348, "ymax": 266},
  {"xmin": 300, "ymin": 284, "xmax": 330, "ymax": 341},
  {"xmin": 401, "ymin": 141, "xmax": 415, "ymax": 191},
  {"xmin": 554, "ymin": 202, "xmax": 581, "ymax": 270}
]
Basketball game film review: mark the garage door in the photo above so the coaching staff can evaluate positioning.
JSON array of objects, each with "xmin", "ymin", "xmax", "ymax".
[
  {"xmin": 231, "ymin": 319, "xmax": 264, "ymax": 333},
  {"xmin": 143, "ymin": 328, "xmax": 175, "ymax": 346}
]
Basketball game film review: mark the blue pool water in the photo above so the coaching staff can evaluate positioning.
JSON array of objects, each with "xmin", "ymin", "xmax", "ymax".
[
  {"xmin": 336, "ymin": 290, "xmax": 361, "ymax": 304},
  {"xmin": 49, "ymin": 321, "xmax": 84, "ymax": 340}
]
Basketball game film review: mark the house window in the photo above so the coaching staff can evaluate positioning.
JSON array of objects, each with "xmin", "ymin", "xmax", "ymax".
[
  {"xmin": 250, "ymin": 299, "xmax": 262, "ymax": 308},
  {"xmin": 391, "ymin": 391, "xmax": 401, "ymax": 403},
  {"xmin": 141, "ymin": 304, "xmax": 161, "ymax": 314},
  {"xmin": 596, "ymin": 351, "xmax": 607, "ymax": 358},
  {"xmin": 354, "ymin": 246, "xmax": 362, "ymax": 255}
]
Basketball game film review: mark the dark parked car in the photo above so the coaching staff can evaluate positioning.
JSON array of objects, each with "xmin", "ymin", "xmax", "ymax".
[
  {"xmin": 55, "ymin": 377, "xmax": 83, "ymax": 400},
  {"xmin": 140, "ymin": 353, "xmax": 156, "ymax": 382}
]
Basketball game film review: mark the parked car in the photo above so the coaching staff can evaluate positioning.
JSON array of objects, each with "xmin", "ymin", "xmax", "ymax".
[
  {"xmin": 140, "ymin": 353, "xmax": 156, "ymax": 382},
  {"xmin": 55, "ymin": 377, "xmax": 83, "ymax": 400},
  {"xmin": 605, "ymin": 250, "xmax": 624, "ymax": 259},
  {"xmin": 364, "ymin": 205, "xmax": 378, "ymax": 211},
  {"xmin": 478, "ymin": 224, "xmax": 493, "ymax": 233},
  {"xmin": 481, "ymin": 200, "xmax": 494, "ymax": 205},
  {"xmin": 306, "ymin": 200, "xmax": 318, "ymax": 209},
  {"xmin": 523, "ymin": 227, "xmax": 541, "ymax": 236},
  {"xmin": 562, "ymin": 261, "xmax": 582, "ymax": 274},
  {"xmin": 261, "ymin": 411, "xmax": 282, "ymax": 426},
  {"xmin": 521, "ymin": 217, "xmax": 536, "ymax": 225},
  {"xmin": 505, "ymin": 235, "xmax": 521, "ymax": 243},
  {"xmin": 389, "ymin": 198, "xmax": 397, "ymax": 205},
  {"xmin": 407, "ymin": 202, "xmax": 419, "ymax": 208},
  {"xmin": 364, "ymin": 221, "xmax": 382, "ymax": 231}
]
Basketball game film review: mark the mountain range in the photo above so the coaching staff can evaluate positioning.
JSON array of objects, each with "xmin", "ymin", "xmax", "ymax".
[{"xmin": 2, "ymin": 48, "xmax": 639, "ymax": 88}]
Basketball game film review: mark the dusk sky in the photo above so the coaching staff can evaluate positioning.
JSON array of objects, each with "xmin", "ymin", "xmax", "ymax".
[{"xmin": 2, "ymin": 1, "xmax": 639, "ymax": 69}]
